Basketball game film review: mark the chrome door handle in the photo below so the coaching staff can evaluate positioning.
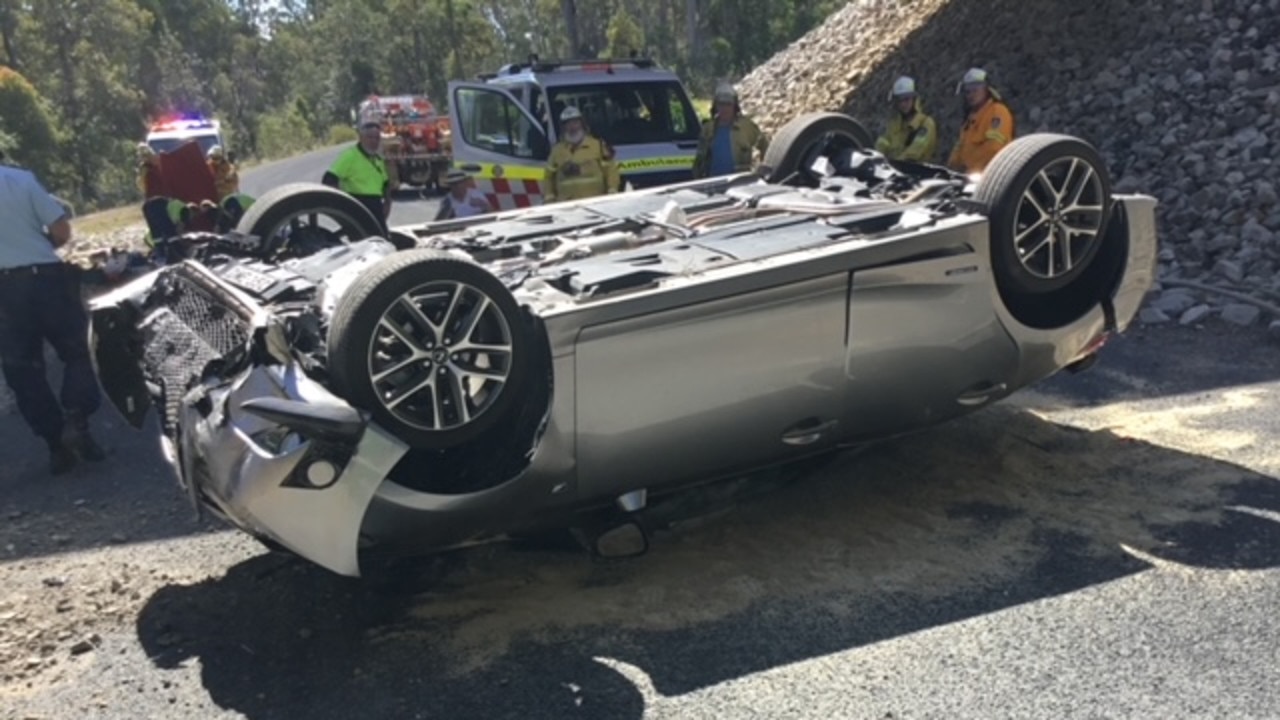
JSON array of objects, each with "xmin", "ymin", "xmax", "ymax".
[
  {"xmin": 956, "ymin": 382, "xmax": 1007, "ymax": 406},
  {"xmin": 781, "ymin": 419, "xmax": 839, "ymax": 446}
]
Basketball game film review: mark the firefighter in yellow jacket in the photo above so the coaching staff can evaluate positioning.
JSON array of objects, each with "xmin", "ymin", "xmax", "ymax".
[
  {"xmin": 874, "ymin": 76, "xmax": 938, "ymax": 163},
  {"xmin": 545, "ymin": 106, "xmax": 620, "ymax": 202},
  {"xmin": 947, "ymin": 67, "xmax": 1016, "ymax": 174},
  {"xmin": 207, "ymin": 145, "xmax": 240, "ymax": 200},
  {"xmin": 692, "ymin": 83, "xmax": 770, "ymax": 178}
]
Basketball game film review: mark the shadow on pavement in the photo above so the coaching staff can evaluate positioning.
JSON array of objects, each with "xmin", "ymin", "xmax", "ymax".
[
  {"xmin": 1030, "ymin": 324, "xmax": 1280, "ymax": 407},
  {"xmin": 135, "ymin": 404, "xmax": 1280, "ymax": 720},
  {"xmin": 0, "ymin": 401, "xmax": 225, "ymax": 562}
]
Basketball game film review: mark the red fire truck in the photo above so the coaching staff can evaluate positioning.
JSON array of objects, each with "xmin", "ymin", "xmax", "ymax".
[{"xmin": 358, "ymin": 94, "xmax": 452, "ymax": 192}]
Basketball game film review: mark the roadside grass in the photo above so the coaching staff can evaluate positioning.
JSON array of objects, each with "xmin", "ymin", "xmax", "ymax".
[{"xmin": 72, "ymin": 203, "xmax": 141, "ymax": 236}]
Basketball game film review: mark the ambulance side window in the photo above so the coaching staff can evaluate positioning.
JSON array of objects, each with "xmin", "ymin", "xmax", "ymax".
[{"xmin": 455, "ymin": 87, "xmax": 549, "ymax": 160}]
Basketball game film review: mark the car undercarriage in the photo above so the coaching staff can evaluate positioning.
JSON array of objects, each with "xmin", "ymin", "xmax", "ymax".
[{"xmin": 89, "ymin": 114, "xmax": 1158, "ymax": 576}]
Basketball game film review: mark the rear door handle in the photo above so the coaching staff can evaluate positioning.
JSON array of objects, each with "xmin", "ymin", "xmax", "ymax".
[
  {"xmin": 458, "ymin": 163, "xmax": 482, "ymax": 172},
  {"xmin": 676, "ymin": 141, "xmax": 699, "ymax": 150},
  {"xmin": 781, "ymin": 418, "xmax": 839, "ymax": 446},
  {"xmin": 956, "ymin": 382, "xmax": 1007, "ymax": 406}
]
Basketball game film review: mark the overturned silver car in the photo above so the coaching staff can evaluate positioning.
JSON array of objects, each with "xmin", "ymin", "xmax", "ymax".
[{"xmin": 90, "ymin": 113, "xmax": 1157, "ymax": 576}]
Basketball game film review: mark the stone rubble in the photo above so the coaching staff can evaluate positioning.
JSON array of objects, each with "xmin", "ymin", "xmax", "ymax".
[
  {"xmin": 739, "ymin": 0, "xmax": 1280, "ymax": 333},
  {"xmin": 62, "ymin": 224, "xmax": 148, "ymax": 269}
]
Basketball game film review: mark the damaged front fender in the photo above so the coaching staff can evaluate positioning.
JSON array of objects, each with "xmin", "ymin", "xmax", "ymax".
[
  {"xmin": 90, "ymin": 261, "xmax": 408, "ymax": 577},
  {"xmin": 188, "ymin": 364, "xmax": 407, "ymax": 576}
]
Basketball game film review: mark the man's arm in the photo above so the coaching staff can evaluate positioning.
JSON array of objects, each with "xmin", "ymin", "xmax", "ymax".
[
  {"xmin": 544, "ymin": 154, "xmax": 560, "ymax": 202},
  {"xmin": 601, "ymin": 140, "xmax": 621, "ymax": 193},
  {"xmin": 468, "ymin": 190, "xmax": 493, "ymax": 212},
  {"xmin": 322, "ymin": 150, "xmax": 350, "ymax": 188},
  {"xmin": 970, "ymin": 106, "xmax": 1013, "ymax": 172},
  {"xmin": 753, "ymin": 122, "xmax": 770, "ymax": 158},
  {"xmin": 434, "ymin": 196, "xmax": 454, "ymax": 221},
  {"xmin": 947, "ymin": 141, "xmax": 964, "ymax": 172},
  {"xmin": 46, "ymin": 217, "xmax": 72, "ymax": 249},
  {"xmin": 901, "ymin": 118, "xmax": 936, "ymax": 162},
  {"xmin": 26, "ymin": 173, "xmax": 72, "ymax": 249},
  {"xmin": 691, "ymin": 122, "xmax": 712, "ymax": 179}
]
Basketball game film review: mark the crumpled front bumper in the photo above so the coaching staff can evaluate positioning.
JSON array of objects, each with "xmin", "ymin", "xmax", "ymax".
[
  {"xmin": 90, "ymin": 262, "xmax": 407, "ymax": 576},
  {"xmin": 171, "ymin": 363, "xmax": 407, "ymax": 576}
]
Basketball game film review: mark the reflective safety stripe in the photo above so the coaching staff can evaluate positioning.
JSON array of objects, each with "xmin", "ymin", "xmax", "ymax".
[
  {"xmin": 472, "ymin": 177, "xmax": 544, "ymax": 210},
  {"xmin": 984, "ymin": 131, "xmax": 1008, "ymax": 143},
  {"xmin": 466, "ymin": 161, "xmax": 546, "ymax": 181},
  {"xmin": 615, "ymin": 156, "xmax": 694, "ymax": 172},
  {"xmin": 459, "ymin": 161, "xmax": 547, "ymax": 209}
]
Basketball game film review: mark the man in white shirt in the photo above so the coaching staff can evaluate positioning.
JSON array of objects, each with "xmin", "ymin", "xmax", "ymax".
[
  {"xmin": 434, "ymin": 170, "xmax": 493, "ymax": 220},
  {"xmin": 0, "ymin": 162, "xmax": 105, "ymax": 474}
]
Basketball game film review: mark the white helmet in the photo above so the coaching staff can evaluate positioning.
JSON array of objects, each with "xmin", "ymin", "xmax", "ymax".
[
  {"xmin": 713, "ymin": 83, "xmax": 738, "ymax": 104},
  {"xmin": 957, "ymin": 67, "xmax": 990, "ymax": 94},
  {"xmin": 559, "ymin": 105, "xmax": 583, "ymax": 123},
  {"xmin": 207, "ymin": 145, "xmax": 225, "ymax": 160},
  {"xmin": 890, "ymin": 76, "xmax": 917, "ymax": 99}
]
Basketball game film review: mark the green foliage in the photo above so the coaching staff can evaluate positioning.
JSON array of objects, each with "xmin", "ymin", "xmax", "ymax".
[
  {"xmin": 256, "ymin": 104, "xmax": 317, "ymax": 160},
  {"xmin": 603, "ymin": 7, "xmax": 645, "ymax": 59},
  {"xmin": 326, "ymin": 123, "xmax": 358, "ymax": 146},
  {"xmin": 10, "ymin": 0, "xmax": 845, "ymax": 211},
  {"xmin": 690, "ymin": 96, "xmax": 713, "ymax": 120},
  {"xmin": 0, "ymin": 66, "xmax": 61, "ymax": 182}
]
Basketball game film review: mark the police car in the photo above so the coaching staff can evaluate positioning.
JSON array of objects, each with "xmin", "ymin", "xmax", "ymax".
[
  {"xmin": 145, "ymin": 113, "xmax": 227, "ymax": 157},
  {"xmin": 448, "ymin": 55, "xmax": 701, "ymax": 210}
]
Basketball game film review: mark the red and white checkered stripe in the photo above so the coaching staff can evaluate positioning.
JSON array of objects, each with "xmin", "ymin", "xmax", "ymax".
[{"xmin": 476, "ymin": 178, "xmax": 544, "ymax": 211}]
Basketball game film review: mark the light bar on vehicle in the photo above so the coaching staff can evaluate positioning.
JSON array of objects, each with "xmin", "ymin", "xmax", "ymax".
[
  {"xmin": 495, "ymin": 56, "xmax": 657, "ymax": 76},
  {"xmin": 149, "ymin": 112, "xmax": 217, "ymax": 132}
]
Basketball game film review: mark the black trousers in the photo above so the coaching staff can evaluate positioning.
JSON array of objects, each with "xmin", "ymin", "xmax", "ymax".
[
  {"xmin": 0, "ymin": 263, "xmax": 102, "ymax": 443},
  {"xmin": 142, "ymin": 197, "xmax": 179, "ymax": 241},
  {"xmin": 350, "ymin": 194, "xmax": 389, "ymax": 237}
]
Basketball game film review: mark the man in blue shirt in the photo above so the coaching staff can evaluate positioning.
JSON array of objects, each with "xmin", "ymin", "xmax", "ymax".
[
  {"xmin": 0, "ymin": 162, "xmax": 105, "ymax": 474},
  {"xmin": 710, "ymin": 122, "xmax": 735, "ymax": 177},
  {"xmin": 692, "ymin": 83, "xmax": 770, "ymax": 179}
]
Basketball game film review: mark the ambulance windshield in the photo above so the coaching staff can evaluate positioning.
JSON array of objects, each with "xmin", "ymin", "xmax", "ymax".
[{"xmin": 546, "ymin": 81, "xmax": 700, "ymax": 146}]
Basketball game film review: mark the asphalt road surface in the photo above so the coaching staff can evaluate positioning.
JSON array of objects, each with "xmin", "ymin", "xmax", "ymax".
[
  {"xmin": 2, "ymin": 149, "xmax": 1279, "ymax": 719},
  {"xmin": 3, "ymin": 313, "xmax": 1280, "ymax": 719},
  {"xmin": 238, "ymin": 143, "xmax": 444, "ymax": 228}
]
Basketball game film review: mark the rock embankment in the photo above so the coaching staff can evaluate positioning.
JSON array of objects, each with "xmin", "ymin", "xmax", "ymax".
[{"xmin": 739, "ymin": 0, "xmax": 1280, "ymax": 334}]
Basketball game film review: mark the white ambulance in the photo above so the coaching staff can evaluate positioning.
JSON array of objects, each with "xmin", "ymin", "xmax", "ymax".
[{"xmin": 447, "ymin": 56, "xmax": 702, "ymax": 210}]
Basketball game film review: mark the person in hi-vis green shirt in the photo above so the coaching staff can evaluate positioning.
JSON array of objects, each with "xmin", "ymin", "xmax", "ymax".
[{"xmin": 322, "ymin": 119, "xmax": 392, "ymax": 235}]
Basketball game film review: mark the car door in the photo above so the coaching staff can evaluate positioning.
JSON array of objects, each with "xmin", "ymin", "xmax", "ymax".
[
  {"xmin": 574, "ymin": 272, "xmax": 849, "ymax": 498},
  {"xmin": 448, "ymin": 81, "xmax": 551, "ymax": 209},
  {"xmin": 841, "ymin": 226, "xmax": 1021, "ymax": 441}
]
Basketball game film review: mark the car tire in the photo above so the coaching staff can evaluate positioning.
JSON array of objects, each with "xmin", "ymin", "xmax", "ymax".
[
  {"xmin": 327, "ymin": 249, "xmax": 531, "ymax": 450},
  {"xmin": 763, "ymin": 112, "xmax": 874, "ymax": 185},
  {"xmin": 975, "ymin": 134, "xmax": 1114, "ymax": 296},
  {"xmin": 236, "ymin": 182, "xmax": 385, "ymax": 256}
]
